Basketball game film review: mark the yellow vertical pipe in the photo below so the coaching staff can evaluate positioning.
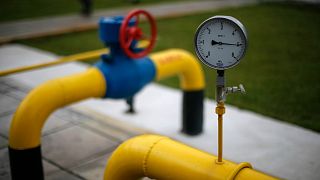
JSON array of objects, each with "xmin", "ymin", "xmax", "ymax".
[
  {"xmin": 104, "ymin": 134, "xmax": 277, "ymax": 180},
  {"xmin": 218, "ymin": 114, "xmax": 223, "ymax": 163},
  {"xmin": 0, "ymin": 48, "xmax": 108, "ymax": 77},
  {"xmin": 9, "ymin": 68, "xmax": 106, "ymax": 149},
  {"xmin": 215, "ymin": 102, "xmax": 225, "ymax": 163}
]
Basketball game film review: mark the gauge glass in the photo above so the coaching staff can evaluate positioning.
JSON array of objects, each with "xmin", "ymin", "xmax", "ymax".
[{"xmin": 194, "ymin": 16, "xmax": 248, "ymax": 70}]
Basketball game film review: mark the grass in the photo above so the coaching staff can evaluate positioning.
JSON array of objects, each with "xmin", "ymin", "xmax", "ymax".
[
  {"xmin": 19, "ymin": 2, "xmax": 320, "ymax": 132},
  {"xmin": 0, "ymin": 0, "xmax": 189, "ymax": 23}
]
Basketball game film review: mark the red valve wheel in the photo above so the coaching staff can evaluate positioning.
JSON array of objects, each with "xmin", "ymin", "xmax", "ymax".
[{"xmin": 119, "ymin": 9, "xmax": 157, "ymax": 59}]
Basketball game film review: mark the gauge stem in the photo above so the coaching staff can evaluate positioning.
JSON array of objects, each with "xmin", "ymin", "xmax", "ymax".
[
  {"xmin": 216, "ymin": 70, "xmax": 225, "ymax": 103},
  {"xmin": 215, "ymin": 70, "xmax": 225, "ymax": 164}
]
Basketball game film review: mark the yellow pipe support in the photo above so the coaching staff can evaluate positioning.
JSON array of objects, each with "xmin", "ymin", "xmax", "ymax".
[
  {"xmin": 9, "ymin": 67, "xmax": 106, "ymax": 149},
  {"xmin": 150, "ymin": 49, "xmax": 205, "ymax": 91},
  {"xmin": 104, "ymin": 134, "xmax": 277, "ymax": 180}
]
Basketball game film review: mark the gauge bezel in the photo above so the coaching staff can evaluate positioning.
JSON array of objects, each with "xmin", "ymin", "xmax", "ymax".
[{"xmin": 194, "ymin": 15, "xmax": 248, "ymax": 70}]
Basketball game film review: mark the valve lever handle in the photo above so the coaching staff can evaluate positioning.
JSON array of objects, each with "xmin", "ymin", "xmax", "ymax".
[{"xmin": 226, "ymin": 84, "xmax": 245, "ymax": 94}]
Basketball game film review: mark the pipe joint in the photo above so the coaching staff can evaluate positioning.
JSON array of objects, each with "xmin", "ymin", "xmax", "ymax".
[{"xmin": 95, "ymin": 54, "xmax": 155, "ymax": 98}]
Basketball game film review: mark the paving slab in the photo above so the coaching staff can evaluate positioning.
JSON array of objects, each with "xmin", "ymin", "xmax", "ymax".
[
  {"xmin": 43, "ymin": 160, "xmax": 61, "ymax": 176},
  {"xmin": 76, "ymin": 107, "xmax": 148, "ymax": 142},
  {"xmin": 0, "ymin": 94, "xmax": 19, "ymax": 116},
  {"xmin": 0, "ymin": 137, "xmax": 7, "ymax": 149},
  {"xmin": 71, "ymin": 154, "xmax": 111, "ymax": 180},
  {"xmin": 46, "ymin": 171, "xmax": 82, "ymax": 180},
  {"xmin": 0, "ymin": 113, "xmax": 72, "ymax": 138},
  {"xmin": 41, "ymin": 125, "xmax": 117, "ymax": 168},
  {"xmin": 4, "ymin": 88, "xmax": 27, "ymax": 100},
  {"xmin": 0, "ymin": 82, "xmax": 11, "ymax": 94},
  {"xmin": 1, "ymin": 44, "xmax": 320, "ymax": 179},
  {"xmin": 53, "ymin": 108, "xmax": 97, "ymax": 125}
]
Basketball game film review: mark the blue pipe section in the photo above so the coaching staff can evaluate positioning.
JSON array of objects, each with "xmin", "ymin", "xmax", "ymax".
[{"xmin": 95, "ymin": 54, "xmax": 156, "ymax": 99}]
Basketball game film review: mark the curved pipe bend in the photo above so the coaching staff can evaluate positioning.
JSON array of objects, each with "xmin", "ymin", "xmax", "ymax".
[
  {"xmin": 104, "ymin": 134, "xmax": 277, "ymax": 180},
  {"xmin": 9, "ymin": 67, "xmax": 106, "ymax": 149},
  {"xmin": 150, "ymin": 49, "xmax": 205, "ymax": 91}
]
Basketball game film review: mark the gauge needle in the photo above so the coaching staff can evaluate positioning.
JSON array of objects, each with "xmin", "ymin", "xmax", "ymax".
[
  {"xmin": 211, "ymin": 40, "xmax": 242, "ymax": 46},
  {"xmin": 211, "ymin": 40, "xmax": 219, "ymax": 45}
]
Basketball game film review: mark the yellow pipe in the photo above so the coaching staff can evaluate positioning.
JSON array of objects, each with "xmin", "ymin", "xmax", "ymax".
[
  {"xmin": 104, "ymin": 134, "xmax": 277, "ymax": 180},
  {"xmin": 150, "ymin": 49, "xmax": 205, "ymax": 91},
  {"xmin": 218, "ymin": 114, "xmax": 223, "ymax": 163},
  {"xmin": 9, "ymin": 67, "xmax": 106, "ymax": 149},
  {"xmin": 0, "ymin": 48, "xmax": 108, "ymax": 77},
  {"xmin": 0, "ymin": 40, "xmax": 149, "ymax": 77}
]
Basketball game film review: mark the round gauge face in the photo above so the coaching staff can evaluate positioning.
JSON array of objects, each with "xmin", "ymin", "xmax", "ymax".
[{"xmin": 194, "ymin": 16, "xmax": 248, "ymax": 70}]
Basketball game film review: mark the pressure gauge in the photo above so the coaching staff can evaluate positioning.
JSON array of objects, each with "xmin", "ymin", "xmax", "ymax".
[{"xmin": 194, "ymin": 16, "xmax": 248, "ymax": 70}]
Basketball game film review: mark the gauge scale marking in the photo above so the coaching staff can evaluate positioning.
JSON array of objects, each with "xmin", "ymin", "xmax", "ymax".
[{"xmin": 194, "ymin": 16, "xmax": 248, "ymax": 70}]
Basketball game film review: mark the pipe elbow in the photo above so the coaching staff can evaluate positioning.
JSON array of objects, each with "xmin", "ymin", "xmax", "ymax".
[
  {"xmin": 9, "ymin": 68, "xmax": 106, "ymax": 149},
  {"xmin": 95, "ymin": 56, "xmax": 156, "ymax": 98},
  {"xmin": 150, "ymin": 49, "xmax": 205, "ymax": 91}
]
